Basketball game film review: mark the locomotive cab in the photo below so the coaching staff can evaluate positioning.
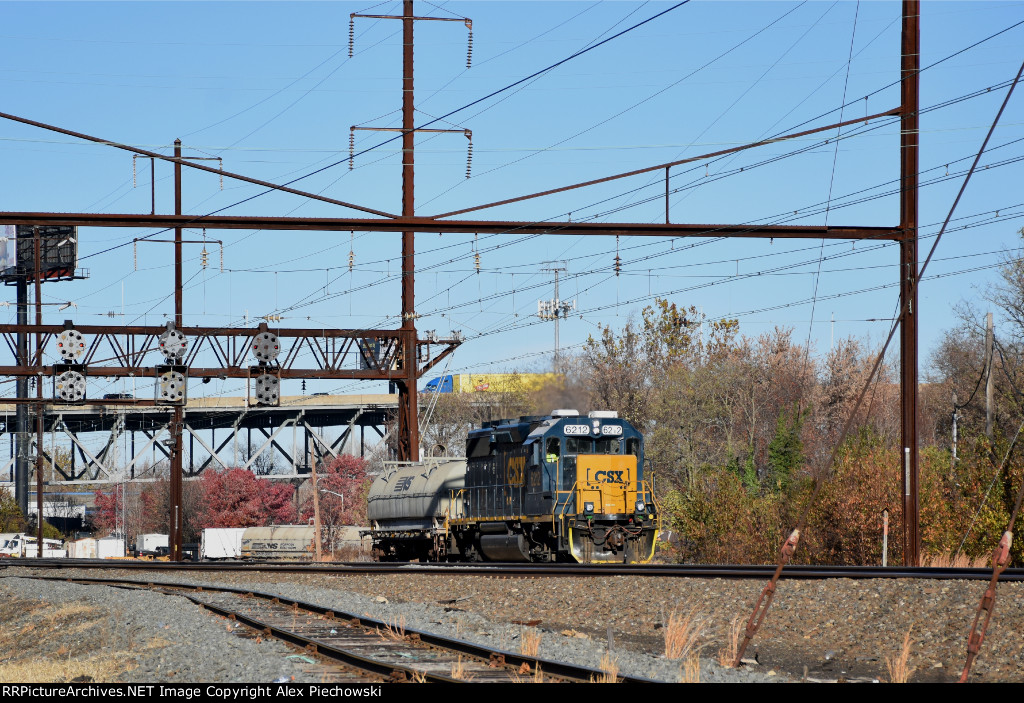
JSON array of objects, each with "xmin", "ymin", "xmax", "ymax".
[{"xmin": 549, "ymin": 412, "xmax": 658, "ymax": 563}]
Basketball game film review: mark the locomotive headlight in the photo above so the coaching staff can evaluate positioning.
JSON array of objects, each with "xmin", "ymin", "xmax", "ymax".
[
  {"xmin": 635, "ymin": 499, "xmax": 646, "ymax": 514},
  {"xmin": 583, "ymin": 501, "xmax": 595, "ymax": 517}
]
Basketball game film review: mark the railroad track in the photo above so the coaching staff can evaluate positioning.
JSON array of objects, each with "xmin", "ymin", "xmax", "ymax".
[
  {"xmin": 16, "ymin": 575, "xmax": 654, "ymax": 684},
  {"xmin": 9, "ymin": 557, "xmax": 1024, "ymax": 581}
]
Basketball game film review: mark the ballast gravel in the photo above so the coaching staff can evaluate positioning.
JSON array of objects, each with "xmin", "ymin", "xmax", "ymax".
[
  {"xmin": 0, "ymin": 567, "xmax": 780, "ymax": 684},
  {"xmin": 3, "ymin": 564, "xmax": 1024, "ymax": 683}
]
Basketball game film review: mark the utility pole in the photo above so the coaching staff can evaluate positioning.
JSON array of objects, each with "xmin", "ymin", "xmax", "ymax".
[
  {"xmin": 899, "ymin": 0, "xmax": 920, "ymax": 567},
  {"xmin": 538, "ymin": 264, "xmax": 575, "ymax": 371},
  {"xmin": 34, "ymin": 228, "xmax": 43, "ymax": 557},
  {"xmin": 349, "ymin": 0, "xmax": 472, "ymax": 462},
  {"xmin": 399, "ymin": 0, "xmax": 419, "ymax": 463},
  {"xmin": 985, "ymin": 311, "xmax": 994, "ymax": 440},
  {"xmin": 170, "ymin": 138, "xmax": 183, "ymax": 561},
  {"xmin": 14, "ymin": 232, "xmax": 28, "ymax": 516}
]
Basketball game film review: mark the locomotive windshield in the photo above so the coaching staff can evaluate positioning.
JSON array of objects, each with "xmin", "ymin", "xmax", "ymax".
[{"xmin": 565, "ymin": 437, "xmax": 592, "ymax": 453}]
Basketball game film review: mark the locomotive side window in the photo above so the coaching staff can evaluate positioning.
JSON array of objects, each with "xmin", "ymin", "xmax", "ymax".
[
  {"xmin": 545, "ymin": 438, "xmax": 560, "ymax": 464},
  {"xmin": 625, "ymin": 437, "xmax": 640, "ymax": 459}
]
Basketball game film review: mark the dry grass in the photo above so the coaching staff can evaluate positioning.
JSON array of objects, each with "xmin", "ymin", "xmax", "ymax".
[
  {"xmin": 520, "ymin": 628, "xmax": 542, "ymax": 657},
  {"xmin": 885, "ymin": 627, "xmax": 916, "ymax": 683},
  {"xmin": 379, "ymin": 615, "xmax": 407, "ymax": 642},
  {"xmin": 680, "ymin": 652, "xmax": 702, "ymax": 683},
  {"xmin": 0, "ymin": 655, "xmax": 128, "ymax": 683},
  {"xmin": 923, "ymin": 552, "xmax": 988, "ymax": 568},
  {"xmin": 0, "ymin": 598, "xmax": 174, "ymax": 684},
  {"xmin": 717, "ymin": 616, "xmax": 742, "ymax": 668},
  {"xmin": 450, "ymin": 656, "xmax": 473, "ymax": 680},
  {"xmin": 596, "ymin": 651, "xmax": 619, "ymax": 683},
  {"xmin": 663, "ymin": 606, "xmax": 703, "ymax": 660},
  {"xmin": 509, "ymin": 663, "xmax": 545, "ymax": 683}
]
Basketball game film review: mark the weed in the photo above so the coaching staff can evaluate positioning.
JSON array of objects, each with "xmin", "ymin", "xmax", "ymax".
[
  {"xmin": 379, "ymin": 615, "xmax": 407, "ymax": 642},
  {"xmin": 450, "ymin": 656, "xmax": 473, "ymax": 680},
  {"xmin": 598, "ymin": 651, "xmax": 619, "ymax": 683},
  {"xmin": 923, "ymin": 553, "xmax": 988, "ymax": 568},
  {"xmin": 509, "ymin": 663, "xmax": 545, "ymax": 683},
  {"xmin": 520, "ymin": 628, "xmax": 542, "ymax": 657},
  {"xmin": 885, "ymin": 627, "xmax": 916, "ymax": 683},
  {"xmin": 680, "ymin": 652, "xmax": 702, "ymax": 683},
  {"xmin": 717, "ymin": 616, "xmax": 742, "ymax": 668},
  {"xmin": 663, "ymin": 606, "xmax": 703, "ymax": 660}
]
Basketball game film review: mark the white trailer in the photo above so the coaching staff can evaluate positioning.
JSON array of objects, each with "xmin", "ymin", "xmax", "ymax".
[
  {"xmin": 96, "ymin": 537, "xmax": 125, "ymax": 559},
  {"xmin": 68, "ymin": 538, "xmax": 98, "ymax": 559},
  {"xmin": 136, "ymin": 533, "xmax": 169, "ymax": 553},
  {"xmin": 200, "ymin": 527, "xmax": 247, "ymax": 559}
]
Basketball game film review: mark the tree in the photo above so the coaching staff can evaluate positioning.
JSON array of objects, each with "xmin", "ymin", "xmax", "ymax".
[
  {"xmin": 192, "ymin": 468, "xmax": 296, "ymax": 530},
  {"xmin": 91, "ymin": 485, "xmax": 122, "ymax": 536},
  {"xmin": 767, "ymin": 404, "xmax": 806, "ymax": 493},
  {"xmin": 0, "ymin": 490, "xmax": 26, "ymax": 532},
  {"xmin": 579, "ymin": 299, "xmax": 741, "ymax": 490},
  {"xmin": 300, "ymin": 454, "xmax": 371, "ymax": 552}
]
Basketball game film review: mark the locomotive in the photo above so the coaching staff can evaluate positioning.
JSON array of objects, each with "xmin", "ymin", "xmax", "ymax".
[{"xmin": 367, "ymin": 409, "xmax": 658, "ymax": 563}]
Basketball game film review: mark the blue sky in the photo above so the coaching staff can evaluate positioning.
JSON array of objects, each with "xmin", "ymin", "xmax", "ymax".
[{"xmin": 1, "ymin": 0, "xmax": 1023, "ymax": 402}]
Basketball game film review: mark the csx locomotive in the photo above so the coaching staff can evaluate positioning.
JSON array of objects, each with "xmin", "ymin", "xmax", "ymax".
[{"xmin": 367, "ymin": 409, "xmax": 658, "ymax": 563}]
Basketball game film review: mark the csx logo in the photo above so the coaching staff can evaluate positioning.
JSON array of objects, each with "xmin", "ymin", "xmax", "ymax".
[
  {"xmin": 507, "ymin": 456, "xmax": 526, "ymax": 485},
  {"xmin": 594, "ymin": 470, "xmax": 626, "ymax": 483}
]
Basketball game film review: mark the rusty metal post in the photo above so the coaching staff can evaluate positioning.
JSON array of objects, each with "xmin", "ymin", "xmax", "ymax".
[
  {"xmin": 150, "ymin": 157, "xmax": 155, "ymax": 216},
  {"xmin": 170, "ymin": 139, "xmax": 184, "ymax": 561},
  {"xmin": 960, "ymin": 531, "xmax": 1013, "ymax": 682},
  {"xmin": 899, "ymin": 0, "xmax": 920, "ymax": 567},
  {"xmin": 14, "ymin": 236, "xmax": 28, "ymax": 516},
  {"xmin": 34, "ymin": 228, "xmax": 43, "ymax": 557},
  {"xmin": 311, "ymin": 448, "xmax": 323, "ymax": 562},
  {"xmin": 398, "ymin": 0, "xmax": 420, "ymax": 462}
]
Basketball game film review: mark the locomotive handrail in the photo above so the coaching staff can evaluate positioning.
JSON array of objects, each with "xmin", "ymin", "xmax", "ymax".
[
  {"xmin": 638, "ymin": 479, "xmax": 664, "ymax": 537},
  {"xmin": 552, "ymin": 482, "xmax": 579, "ymax": 532}
]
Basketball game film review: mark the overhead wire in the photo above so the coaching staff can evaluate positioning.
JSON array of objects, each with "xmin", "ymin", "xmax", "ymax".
[
  {"xmin": 70, "ymin": 1, "xmax": 691, "ymax": 269},
  {"xmin": 734, "ymin": 53, "xmax": 1024, "ymax": 665},
  {"xmin": 807, "ymin": 0, "xmax": 860, "ymax": 364}
]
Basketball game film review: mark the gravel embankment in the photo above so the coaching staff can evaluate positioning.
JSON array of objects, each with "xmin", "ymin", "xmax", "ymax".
[{"xmin": 3, "ymin": 564, "xmax": 1023, "ymax": 683}]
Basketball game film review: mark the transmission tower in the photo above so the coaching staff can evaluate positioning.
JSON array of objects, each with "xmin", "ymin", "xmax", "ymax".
[{"xmin": 537, "ymin": 264, "xmax": 575, "ymax": 371}]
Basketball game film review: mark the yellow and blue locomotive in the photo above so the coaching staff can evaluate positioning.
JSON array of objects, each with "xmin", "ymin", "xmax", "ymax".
[{"xmin": 367, "ymin": 409, "xmax": 658, "ymax": 563}]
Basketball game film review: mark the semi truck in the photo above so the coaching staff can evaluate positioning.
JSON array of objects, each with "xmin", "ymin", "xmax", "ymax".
[{"xmin": 422, "ymin": 373, "xmax": 561, "ymax": 394}]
